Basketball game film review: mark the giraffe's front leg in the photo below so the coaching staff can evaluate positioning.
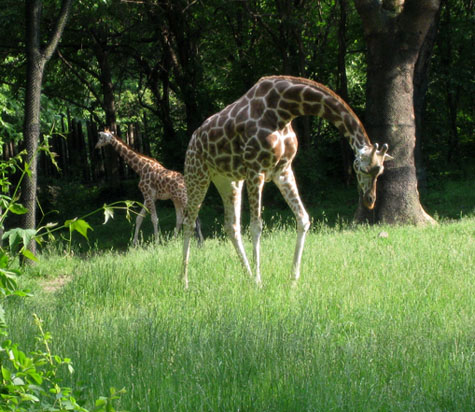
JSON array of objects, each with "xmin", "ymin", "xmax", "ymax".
[
  {"xmin": 146, "ymin": 199, "xmax": 159, "ymax": 242},
  {"xmin": 273, "ymin": 168, "xmax": 310, "ymax": 281},
  {"xmin": 133, "ymin": 206, "xmax": 147, "ymax": 246},
  {"xmin": 246, "ymin": 172, "xmax": 265, "ymax": 285}
]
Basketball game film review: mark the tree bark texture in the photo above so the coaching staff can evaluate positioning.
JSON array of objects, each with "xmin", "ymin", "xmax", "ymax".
[
  {"xmin": 353, "ymin": 0, "xmax": 439, "ymax": 225},
  {"xmin": 413, "ymin": 5, "xmax": 441, "ymax": 187},
  {"xmin": 22, "ymin": 0, "xmax": 73, "ymax": 254},
  {"xmin": 92, "ymin": 36, "xmax": 121, "ymax": 182},
  {"xmin": 336, "ymin": 0, "xmax": 354, "ymax": 186}
]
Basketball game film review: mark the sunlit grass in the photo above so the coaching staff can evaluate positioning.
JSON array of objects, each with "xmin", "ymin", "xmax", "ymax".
[{"xmin": 9, "ymin": 218, "xmax": 475, "ymax": 411}]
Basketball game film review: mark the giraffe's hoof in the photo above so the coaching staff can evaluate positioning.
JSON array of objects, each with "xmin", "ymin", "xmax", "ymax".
[{"xmin": 182, "ymin": 277, "xmax": 189, "ymax": 289}]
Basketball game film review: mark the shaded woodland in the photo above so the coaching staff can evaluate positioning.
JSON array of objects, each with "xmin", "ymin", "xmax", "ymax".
[{"xmin": 0, "ymin": 0, "xmax": 473, "ymax": 224}]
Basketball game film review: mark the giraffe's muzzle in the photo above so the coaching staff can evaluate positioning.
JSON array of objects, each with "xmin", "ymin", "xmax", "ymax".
[{"xmin": 363, "ymin": 191, "xmax": 376, "ymax": 210}]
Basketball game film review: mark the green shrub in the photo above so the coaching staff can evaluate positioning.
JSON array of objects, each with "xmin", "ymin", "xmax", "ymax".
[{"xmin": 0, "ymin": 150, "xmax": 127, "ymax": 411}]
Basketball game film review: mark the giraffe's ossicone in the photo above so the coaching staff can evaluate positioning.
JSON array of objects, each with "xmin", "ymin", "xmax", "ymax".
[{"xmin": 182, "ymin": 76, "xmax": 393, "ymax": 287}]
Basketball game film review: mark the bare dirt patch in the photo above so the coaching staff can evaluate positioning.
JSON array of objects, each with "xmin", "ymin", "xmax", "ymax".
[{"xmin": 40, "ymin": 275, "xmax": 71, "ymax": 293}]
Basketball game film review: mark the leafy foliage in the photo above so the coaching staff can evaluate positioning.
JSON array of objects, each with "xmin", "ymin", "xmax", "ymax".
[
  {"xmin": 0, "ymin": 155, "xmax": 128, "ymax": 411},
  {"xmin": 2, "ymin": 0, "xmax": 472, "ymax": 191}
]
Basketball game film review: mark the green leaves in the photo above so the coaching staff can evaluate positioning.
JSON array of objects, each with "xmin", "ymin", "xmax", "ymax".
[
  {"xmin": 0, "ymin": 314, "xmax": 98, "ymax": 412},
  {"xmin": 92, "ymin": 387, "xmax": 126, "ymax": 412},
  {"xmin": 2, "ymin": 228, "xmax": 37, "ymax": 254},
  {"xmin": 7, "ymin": 203, "xmax": 28, "ymax": 215},
  {"xmin": 0, "ymin": 145, "xmax": 126, "ymax": 412},
  {"xmin": 64, "ymin": 218, "xmax": 93, "ymax": 240},
  {"xmin": 1, "ymin": 228, "xmax": 39, "ymax": 263},
  {"xmin": 0, "ymin": 267, "xmax": 19, "ymax": 295},
  {"xmin": 0, "ymin": 313, "xmax": 124, "ymax": 411},
  {"xmin": 21, "ymin": 248, "xmax": 38, "ymax": 263}
]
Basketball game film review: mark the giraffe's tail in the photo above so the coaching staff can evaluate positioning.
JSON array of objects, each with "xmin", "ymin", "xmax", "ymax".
[{"xmin": 194, "ymin": 217, "xmax": 204, "ymax": 246}]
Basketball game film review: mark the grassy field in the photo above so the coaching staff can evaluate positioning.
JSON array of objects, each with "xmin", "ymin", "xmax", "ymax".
[{"xmin": 8, "ymin": 216, "xmax": 475, "ymax": 411}]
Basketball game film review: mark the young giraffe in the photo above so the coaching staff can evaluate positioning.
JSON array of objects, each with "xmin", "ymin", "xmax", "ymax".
[
  {"xmin": 182, "ymin": 75, "xmax": 393, "ymax": 287},
  {"xmin": 96, "ymin": 129, "xmax": 203, "ymax": 245}
]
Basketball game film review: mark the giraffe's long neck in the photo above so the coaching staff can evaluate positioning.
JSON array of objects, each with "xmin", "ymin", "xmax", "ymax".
[
  {"xmin": 257, "ymin": 76, "xmax": 372, "ymax": 154},
  {"xmin": 109, "ymin": 135, "xmax": 162, "ymax": 175}
]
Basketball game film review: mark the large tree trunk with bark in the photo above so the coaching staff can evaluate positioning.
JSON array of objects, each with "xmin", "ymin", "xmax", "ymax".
[
  {"xmin": 413, "ymin": 6, "xmax": 441, "ymax": 189},
  {"xmin": 22, "ymin": 53, "xmax": 44, "ymax": 245},
  {"xmin": 336, "ymin": 0, "xmax": 354, "ymax": 186},
  {"xmin": 354, "ymin": 0, "xmax": 439, "ymax": 225},
  {"xmin": 92, "ymin": 37, "xmax": 121, "ymax": 182},
  {"xmin": 22, "ymin": 0, "xmax": 73, "ymax": 255}
]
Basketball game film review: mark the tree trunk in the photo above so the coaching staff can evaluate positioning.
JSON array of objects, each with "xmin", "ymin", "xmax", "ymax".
[
  {"xmin": 22, "ymin": 55, "xmax": 44, "ymax": 244},
  {"xmin": 353, "ymin": 0, "xmax": 439, "ymax": 225},
  {"xmin": 413, "ymin": 4, "xmax": 441, "ymax": 189},
  {"xmin": 22, "ymin": 0, "xmax": 73, "ymax": 255},
  {"xmin": 93, "ymin": 38, "xmax": 121, "ymax": 182},
  {"xmin": 336, "ymin": 0, "xmax": 354, "ymax": 186},
  {"xmin": 440, "ymin": 2, "xmax": 460, "ymax": 164},
  {"xmin": 87, "ymin": 120, "xmax": 101, "ymax": 182}
]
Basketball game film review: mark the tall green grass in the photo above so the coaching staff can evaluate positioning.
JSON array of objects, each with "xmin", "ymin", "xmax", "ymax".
[{"xmin": 9, "ymin": 218, "xmax": 475, "ymax": 411}]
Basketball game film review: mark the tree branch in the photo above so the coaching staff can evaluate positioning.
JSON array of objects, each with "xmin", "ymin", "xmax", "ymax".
[
  {"xmin": 353, "ymin": 0, "xmax": 384, "ymax": 33},
  {"xmin": 382, "ymin": 0, "xmax": 404, "ymax": 13},
  {"xmin": 57, "ymin": 49, "xmax": 103, "ymax": 105},
  {"xmin": 402, "ymin": 0, "xmax": 442, "ymax": 21},
  {"xmin": 42, "ymin": 0, "xmax": 73, "ymax": 61},
  {"xmin": 25, "ymin": 0, "xmax": 42, "ymax": 57},
  {"xmin": 400, "ymin": 0, "xmax": 442, "ymax": 43}
]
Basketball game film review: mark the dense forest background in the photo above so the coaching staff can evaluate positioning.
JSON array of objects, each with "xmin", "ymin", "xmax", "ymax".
[{"xmin": 0, "ymin": 0, "xmax": 473, "ymax": 225}]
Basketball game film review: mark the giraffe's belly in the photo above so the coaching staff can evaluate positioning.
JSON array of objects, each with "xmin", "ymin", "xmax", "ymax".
[
  {"xmin": 206, "ymin": 155, "xmax": 247, "ymax": 180},
  {"xmin": 156, "ymin": 192, "xmax": 171, "ymax": 201},
  {"xmin": 205, "ymin": 146, "xmax": 294, "ymax": 182}
]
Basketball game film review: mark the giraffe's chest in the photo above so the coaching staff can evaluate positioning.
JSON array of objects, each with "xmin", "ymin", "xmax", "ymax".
[{"xmin": 244, "ymin": 128, "xmax": 298, "ymax": 181}]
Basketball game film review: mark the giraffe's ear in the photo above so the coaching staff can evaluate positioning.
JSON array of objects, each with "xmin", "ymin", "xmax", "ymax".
[
  {"xmin": 104, "ymin": 127, "xmax": 110, "ymax": 133},
  {"xmin": 377, "ymin": 143, "xmax": 394, "ymax": 162}
]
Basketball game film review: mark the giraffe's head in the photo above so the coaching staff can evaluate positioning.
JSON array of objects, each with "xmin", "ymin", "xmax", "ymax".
[
  {"xmin": 353, "ymin": 143, "xmax": 393, "ymax": 210},
  {"xmin": 96, "ymin": 129, "xmax": 114, "ymax": 149}
]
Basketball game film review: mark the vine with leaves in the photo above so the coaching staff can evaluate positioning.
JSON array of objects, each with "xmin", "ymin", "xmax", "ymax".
[{"xmin": 0, "ymin": 145, "xmax": 135, "ymax": 411}]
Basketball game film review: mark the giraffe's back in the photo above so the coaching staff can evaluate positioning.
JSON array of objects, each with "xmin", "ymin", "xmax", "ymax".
[{"xmin": 188, "ymin": 78, "xmax": 305, "ymax": 180}]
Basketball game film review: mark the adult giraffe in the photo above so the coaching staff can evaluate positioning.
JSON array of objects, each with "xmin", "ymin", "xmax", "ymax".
[{"xmin": 182, "ymin": 76, "xmax": 393, "ymax": 287}]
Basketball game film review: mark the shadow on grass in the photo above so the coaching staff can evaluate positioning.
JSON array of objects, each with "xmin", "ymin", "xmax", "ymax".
[{"xmin": 37, "ymin": 177, "xmax": 474, "ymax": 254}]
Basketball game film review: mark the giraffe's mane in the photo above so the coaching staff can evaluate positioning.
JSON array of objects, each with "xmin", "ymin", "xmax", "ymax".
[
  {"xmin": 105, "ymin": 130, "xmax": 166, "ymax": 167},
  {"xmin": 259, "ymin": 75, "xmax": 371, "ymax": 144}
]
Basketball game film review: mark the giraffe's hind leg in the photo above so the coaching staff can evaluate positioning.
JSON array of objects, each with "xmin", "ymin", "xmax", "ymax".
[
  {"xmin": 172, "ymin": 201, "xmax": 184, "ymax": 237},
  {"xmin": 194, "ymin": 217, "xmax": 204, "ymax": 245},
  {"xmin": 246, "ymin": 171, "xmax": 265, "ymax": 284},
  {"xmin": 133, "ymin": 197, "xmax": 158, "ymax": 244},
  {"xmin": 182, "ymin": 173, "xmax": 209, "ymax": 288},
  {"xmin": 273, "ymin": 167, "xmax": 310, "ymax": 281},
  {"xmin": 147, "ymin": 198, "xmax": 159, "ymax": 242},
  {"xmin": 213, "ymin": 175, "xmax": 253, "ymax": 279},
  {"xmin": 133, "ymin": 206, "xmax": 147, "ymax": 245}
]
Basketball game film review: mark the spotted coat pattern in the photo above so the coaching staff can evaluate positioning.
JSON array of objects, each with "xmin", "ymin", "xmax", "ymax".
[
  {"xmin": 182, "ymin": 76, "xmax": 392, "ymax": 286},
  {"xmin": 96, "ymin": 130, "xmax": 202, "ymax": 244}
]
